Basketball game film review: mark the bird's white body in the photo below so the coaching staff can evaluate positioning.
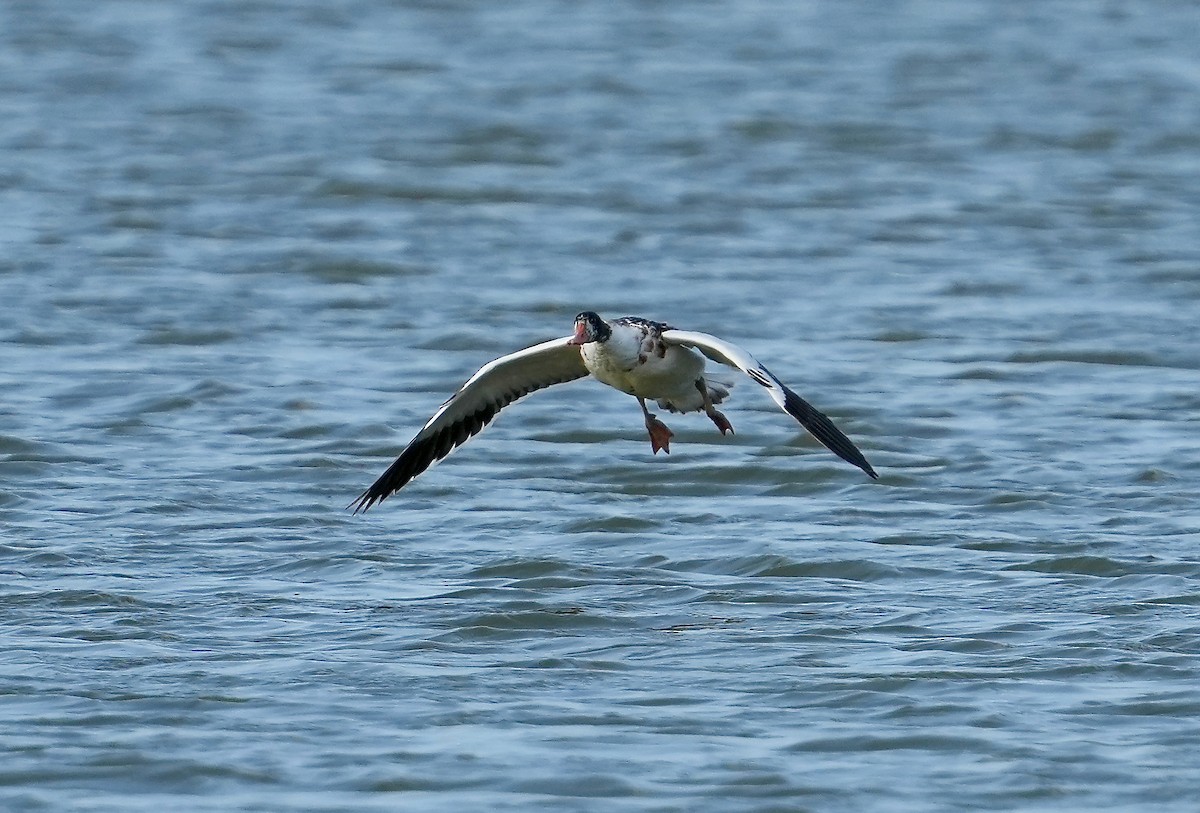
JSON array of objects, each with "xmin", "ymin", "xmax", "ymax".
[{"xmin": 579, "ymin": 324, "xmax": 711, "ymax": 411}]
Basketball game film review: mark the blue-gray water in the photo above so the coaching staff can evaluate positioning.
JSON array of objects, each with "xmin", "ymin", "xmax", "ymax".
[{"xmin": 3, "ymin": 1, "xmax": 1200, "ymax": 810}]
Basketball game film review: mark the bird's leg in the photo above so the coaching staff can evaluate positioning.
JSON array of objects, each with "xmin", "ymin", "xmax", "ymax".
[
  {"xmin": 638, "ymin": 397, "xmax": 674, "ymax": 454},
  {"xmin": 695, "ymin": 379, "xmax": 734, "ymax": 436}
]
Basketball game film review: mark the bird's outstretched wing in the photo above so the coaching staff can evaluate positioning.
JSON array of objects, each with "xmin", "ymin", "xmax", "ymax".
[
  {"xmin": 661, "ymin": 329, "xmax": 878, "ymax": 479},
  {"xmin": 351, "ymin": 337, "xmax": 588, "ymax": 511}
]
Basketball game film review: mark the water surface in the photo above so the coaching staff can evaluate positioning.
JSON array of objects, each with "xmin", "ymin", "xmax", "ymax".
[{"xmin": 3, "ymin": 1, "xmax": 1199, "ymax": 811}]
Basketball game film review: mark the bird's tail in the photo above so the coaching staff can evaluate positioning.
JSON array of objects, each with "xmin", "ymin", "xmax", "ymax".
[
  {"xmin": 704, "ymin": 377, "xmax": 732, "ymax": 405},
  {"xmin": 657, "ymin": 376, "xmax": 733, "ymax": 413}
]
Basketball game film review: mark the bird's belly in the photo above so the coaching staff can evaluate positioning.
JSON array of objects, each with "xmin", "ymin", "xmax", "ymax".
[
  {"xmin": 583, "ymin": 343, "xmax": 704, "ymax": 399},
  {"xmin": 585, "ymin": 354, "xmax": 641, "ymax": 395}
]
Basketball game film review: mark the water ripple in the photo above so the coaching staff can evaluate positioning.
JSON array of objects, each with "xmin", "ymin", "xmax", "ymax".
[{"xmin": 4, "ymin": 1, "xmax": 1200, "ymax": 811}]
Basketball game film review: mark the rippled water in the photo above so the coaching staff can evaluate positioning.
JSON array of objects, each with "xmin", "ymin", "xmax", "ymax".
[{"xmin": 3, "ymin": 1, "xmax": 1200, "ymax": 810}]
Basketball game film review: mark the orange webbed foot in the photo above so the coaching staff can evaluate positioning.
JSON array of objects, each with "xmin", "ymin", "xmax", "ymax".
[
  {"xmin": 646, "ymin": 416, "xmax": 674, "ymax": 454},
  {"xmin": 708, "ymin": 409, "xmax": 734, "ymax": 436}
]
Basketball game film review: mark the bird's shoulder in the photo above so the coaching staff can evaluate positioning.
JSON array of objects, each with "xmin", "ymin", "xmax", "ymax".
[{"xmin": 612, "ymin": 316, "xmax": 675, "ymax": 336}]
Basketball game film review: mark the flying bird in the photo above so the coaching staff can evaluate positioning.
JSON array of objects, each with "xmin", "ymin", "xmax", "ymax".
[{"xmin": 351, "ymin": 312, "xmax": 877, "ymax": 511}]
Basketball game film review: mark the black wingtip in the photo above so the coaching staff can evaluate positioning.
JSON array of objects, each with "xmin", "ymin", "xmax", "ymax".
[
  {"xmin": 347, "ymin": 480, "xmax": 389, "ymax": 513},
  {"xmin": 349, "ymin": 403, "xmax": 501, "ymax": 513},
  {"xmin": 781, "ymin": 386, "xmax": 879, "ymax": 480},
  {"xmin": 352, "ymin": 445, "xmax": 431, "ymax": 512},
  {"xmin": 347, "ymin": 443, "xmax": 429, "ymax": 514},
  {"xmin": 347, "ymin": 490, "xmax": 380, "ymax": 514}
]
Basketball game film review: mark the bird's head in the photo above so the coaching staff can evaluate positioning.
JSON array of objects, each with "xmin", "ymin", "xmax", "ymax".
[{"xmin": 569, "ymin": 311, "xmax": 611, "ymax": 345}]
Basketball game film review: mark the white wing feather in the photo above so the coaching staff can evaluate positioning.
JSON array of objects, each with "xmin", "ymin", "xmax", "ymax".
[
  {"xmin": 661, "ymin": 329, "xmax": 877, "ymax": 478},
  {"xmin": 352, "ymin": 336, "xmax": 587, "ymax": 511}
]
